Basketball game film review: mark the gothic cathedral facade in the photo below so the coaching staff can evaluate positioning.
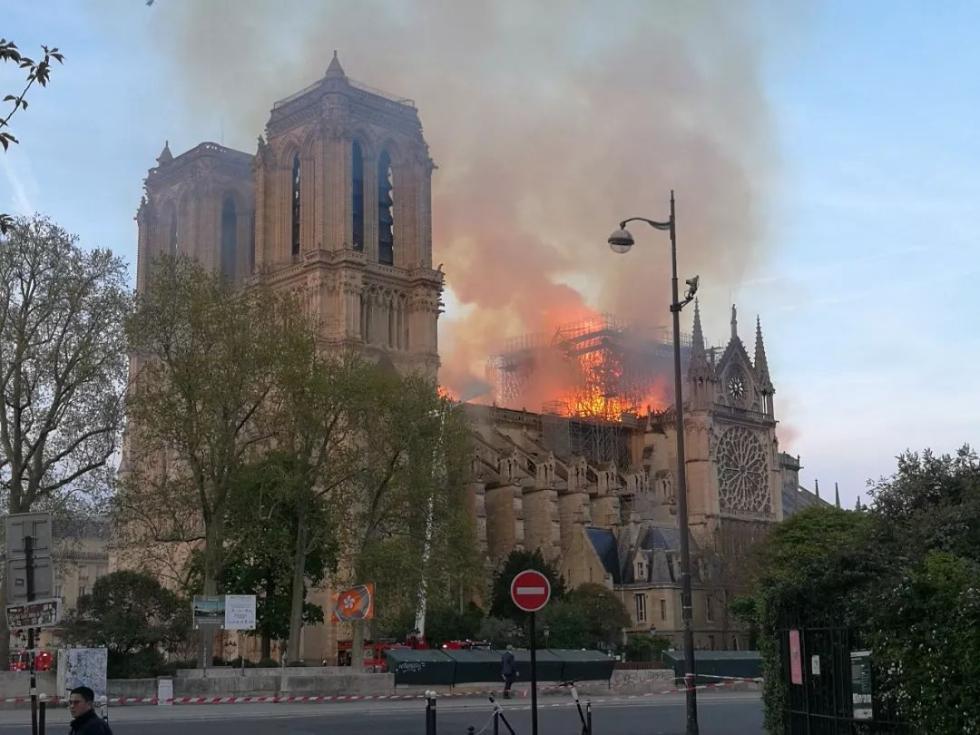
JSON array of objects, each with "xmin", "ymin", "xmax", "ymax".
[
  {"xmin": 135, "ymin": 53, "xmax": 442, "ymax": 376},
  {"xmin": 132, "ymin": 58, "xmax": 824, "ymax": 654}
]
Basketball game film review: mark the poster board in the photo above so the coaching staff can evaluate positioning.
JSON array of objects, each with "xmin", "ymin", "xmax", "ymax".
[
  {"xmin": 6, "ymin": 597, "xmax": 61, "ymax": 629},
  {"xmin": 224, "ymin": 595, "xmax": 256, "ymax": 631},
  {"xmin": 850, "ymin": 650, "xmax": 873, "ymax": 720},
  {"xmin": 192, "ymin": 595, "xmax": 225, "ymax": 629},
  {"xmin": 57, "ymin": 648, "xmax": 108, "ymax": 702}
]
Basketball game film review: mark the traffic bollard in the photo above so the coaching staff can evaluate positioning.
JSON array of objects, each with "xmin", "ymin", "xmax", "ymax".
[
  {"xmin": 494, "ymin": 709, "xmax": 499, "ymax": 735},
  {"xmin": 38, "ymin": 700, "xmax": 45, "ymax": 735},
  {"xmin": 586, "ymin": 701, "xmax": 592, "ymax": 735},
  {"xmin": 425, "ymin": 691, "xmax": 437, "ymax": 735}
]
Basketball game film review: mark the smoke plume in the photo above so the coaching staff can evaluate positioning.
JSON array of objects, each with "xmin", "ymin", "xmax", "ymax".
[{"xmin": 144, "ymin": 0, "xmax": 778, "ymax": 402}]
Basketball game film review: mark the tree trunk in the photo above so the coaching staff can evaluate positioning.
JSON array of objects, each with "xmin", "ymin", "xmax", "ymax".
[
  {"xmin": 261, "ymin": 572, "xmax": 275, "ymax": 661},
  {"xmin": 198, "ymin": 517, "xmax": 225, "ymax": 668},
  {"xmin": 351, "ymin": 619, "xmax": 365, "ymax": 672},
  {"xmin": 285, "ymin": 506, "xmax": 309, "ymax": 664},
  {"xmin": 202, "ymin": 516, "xmax": 225, "ymax": 596}
]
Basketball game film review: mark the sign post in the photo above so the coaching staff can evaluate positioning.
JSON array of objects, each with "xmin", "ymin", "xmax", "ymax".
[
  {"xmin": 5, "ymin": 512, "xmax": 53, "ymax": 735},
  {"xmin": 510, "ymin": 570, "xmax": 551, "ymax": 735}
]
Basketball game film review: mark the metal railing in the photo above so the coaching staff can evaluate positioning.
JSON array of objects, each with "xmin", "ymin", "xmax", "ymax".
[{"xmin": 434, "ymin": 681, "xmax": 594, "ymax": 735}]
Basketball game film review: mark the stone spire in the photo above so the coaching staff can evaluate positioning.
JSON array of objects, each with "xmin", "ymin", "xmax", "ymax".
[
  {"xmin": 692, "ymin": 299, "xmax": 706, "ymax": 354},
  {"xmin": 754, "ymin": 316, "xmax": 774, "ymax": 392},
  {"xmin": 730, "ymin": 304, "xmax": 738, "ymax": 340},
  {"xmin": 814, "ymin": 478, "xmax": 820, "ymax": 500},
  {"xmin": 156, "ymin": 140, "xmax": 173, "ymax": 166},
  {"xmin": 325, "ymin": 50, "xmax": 346, "ymax": 79},
  {"xmin": 687, "ymin": 299, "xmax": 713, "ymax": 385},
  {"xmin": 835, "ymin": 482, "xmax": 841, "ymax": 509}
]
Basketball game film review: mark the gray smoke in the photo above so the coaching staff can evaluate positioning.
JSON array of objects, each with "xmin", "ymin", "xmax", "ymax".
[{"xmin": 140, "ymin": 0, "xmax": 785, "ymax": 396}]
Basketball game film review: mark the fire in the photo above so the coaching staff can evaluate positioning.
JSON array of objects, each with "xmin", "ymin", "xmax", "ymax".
[
  {"xmin": 552, "ymin": 346, "xmax": 670, "ymax": 421},
  {"xmin": 487, "ymin": 313, "xmax": 675, "ymax": 422}
]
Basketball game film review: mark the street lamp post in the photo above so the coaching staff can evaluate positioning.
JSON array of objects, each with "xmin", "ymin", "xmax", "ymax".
[{"xmin": 608, "ymin": 191, "xmax": 700, "ymax": 735}]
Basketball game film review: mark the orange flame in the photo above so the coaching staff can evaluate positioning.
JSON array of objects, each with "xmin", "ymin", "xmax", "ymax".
[{"xmin": 488, "ymin": 312, "xmax": 674, "ymax": 421}]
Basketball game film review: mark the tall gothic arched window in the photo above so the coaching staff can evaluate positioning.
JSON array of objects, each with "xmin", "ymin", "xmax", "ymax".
[
  {"xmin": 377, "ymin": 150, "xmax": 394, "ymax": 265},
  {"xmin": 352, "ymin": 141, "xmax": 364, "ymax": 252},
  {"xmin": 220, "ymin": 196, "xmax": 237, "ymax": 279},
  {"xmin": 166, "ymin": 203, "xmax": 178, "ymax": 256},
  {"xmin": 291, "ymin": 154, "xmax": 301, "ymax": 257},
  {"xmin": 248, "ymin": 211, "xmax": 256, "ymax": 274}
]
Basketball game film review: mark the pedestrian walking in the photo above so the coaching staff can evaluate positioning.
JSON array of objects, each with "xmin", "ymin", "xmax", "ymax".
[
  {"xmin": 500, "ymin": 645, "xmax": 518, "ymax": 699},
  {"xmin": 68, "ymin": 686, "xmax": 112, "ymax": 734}
]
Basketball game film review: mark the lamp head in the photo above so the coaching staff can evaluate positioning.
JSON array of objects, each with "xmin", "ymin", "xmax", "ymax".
[{"xmin": 608, "ymin": 227, "xmax": 634, "ymax": 254}]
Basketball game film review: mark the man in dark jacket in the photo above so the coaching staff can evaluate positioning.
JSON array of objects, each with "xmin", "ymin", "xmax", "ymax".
[
  {"xmin": 500, "ymin": 646, "xmax": 518, "ymax": 698},
  {"xmin": 68, "ymin": 686, "xmax": 112, "ymax": 734}
]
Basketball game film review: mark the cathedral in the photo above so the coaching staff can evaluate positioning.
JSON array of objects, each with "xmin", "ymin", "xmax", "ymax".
[
  {"xmin": 137, "ymin": 52, "xmax": 442, "ymax": 377},
  {"xmin": 132, "ymin": 57, "xmax": 827, "ymax": 657}
]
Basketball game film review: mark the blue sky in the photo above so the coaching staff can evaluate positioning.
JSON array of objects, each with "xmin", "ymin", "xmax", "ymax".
[{"xmin": 2, "ymin": 2, "xmax": 977, "ymax": 508}]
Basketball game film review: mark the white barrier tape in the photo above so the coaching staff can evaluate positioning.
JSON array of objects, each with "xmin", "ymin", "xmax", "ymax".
[
  {"xmin": 0, "ymin": 680, "xmax": 756, "ymax": 708},
  {"xmin": 671, "ymin": 674, "xmax": 763, "ymax": 683}
]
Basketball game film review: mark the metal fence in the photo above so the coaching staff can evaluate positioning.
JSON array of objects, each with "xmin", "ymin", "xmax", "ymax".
[{"xmin": 777, "ymin": 626, "xmax": 910, "ymax": 734}]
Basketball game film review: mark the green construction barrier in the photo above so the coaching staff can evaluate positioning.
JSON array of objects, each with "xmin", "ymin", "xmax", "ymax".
[
  {"xmin": 443, "ymin": 649, "xmax": 502, "ymax": 684},
  {"xmin": 387, "ymin": 648, "xmax": 616, "ymax": 686},
  {"xmin": 512, "ymin": 649, "xmax": 565, "ymax": 682},
  {"xmin": 554, "ymin": 649, "xmax": 617, "ymax": 683},
  {"xmin": 385, "ymin": 649, "xmax": 456, "ymax": 686},
  {"xmin": 663, "ymin": 650, "xmax": 761, "ymax": 683}
]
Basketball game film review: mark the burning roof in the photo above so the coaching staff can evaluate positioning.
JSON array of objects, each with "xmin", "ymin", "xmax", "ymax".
[{"xmin": 486, "ymin": 314, "xmax": 691, "ymax": 421}]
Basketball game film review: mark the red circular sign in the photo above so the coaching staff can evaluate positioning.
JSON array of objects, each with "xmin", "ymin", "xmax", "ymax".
[{"xmin": 510, "ymin": 569, "xmax": 551, "ymax": 613}]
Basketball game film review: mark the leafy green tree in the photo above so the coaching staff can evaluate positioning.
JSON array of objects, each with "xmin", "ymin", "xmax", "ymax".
[
  {"xmin": 863, "ymin": 447, "xmax": 980, "ymax": 732},
  {"xmin": 121, "ymin": 256, "xmax": 295, "ymax": 598},
  {"xmin": 0, "ymin": 215, "xmax": 129, "ymax": 664},
  {"xmin": 425, "ymin": 603, "xmax": 485, "ymax": 646},
  {"xmin": 539, "ymin": 583, "xmax": 630, "ymax": 651},
  {"xmin": 749, "ymin": 446, "xmax": 980, "ymax": 733},
  {"xmin": 266, "ymin": 341, "xmax": 368, "ymax": 663},
  {"xmin": 344, "ymin": 373, "xmax": 480, "ymax": 668},
  {"xmin": 747, "ymin": 506, "xmax": 877, "ymax": 732},
  {"xmin": 871, "ymin": 551, "xmax": 980, "ymax": 732},
  {"xmin": 478, "ymin": 616, "xmax": 524, "ymax": 649},
  {"xmin": 489, "ymin": 548, "xmax": 566, "ymax": 621},
  {"xmin": 185, "ymin": 454, "xmax": 337, "ymax": 660},
  {"xmin": 1, "ymin": 39, "xmax": 64, "ymax": 233},
  {"xmin": 61, "ymin": 571, "xmax": 190, "ymax": 678},
  {"xmin": 624, "ymin": 632, "xmax": 671, "ymax": 662}
]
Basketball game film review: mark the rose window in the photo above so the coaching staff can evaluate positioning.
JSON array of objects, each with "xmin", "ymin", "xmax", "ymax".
[{"xmin": 716, "ymin": 427, "xmax": 770, "ymax": 514}]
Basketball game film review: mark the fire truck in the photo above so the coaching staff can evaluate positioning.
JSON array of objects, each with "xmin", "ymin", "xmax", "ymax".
[
  {"xmin": 9, "ymin": 650, "xmax": 53, "ymax": 672},
  {"xmin": 335, "ymin": 640, "xmax": 410, "ymax": 671}
]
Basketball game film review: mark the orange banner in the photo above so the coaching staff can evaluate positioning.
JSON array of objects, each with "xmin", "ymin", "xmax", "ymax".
[{"xmin": 331, "ymin": 583, "xmax": 375, "ymax": 623}]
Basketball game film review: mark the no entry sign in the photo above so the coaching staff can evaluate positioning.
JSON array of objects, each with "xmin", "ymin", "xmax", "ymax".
[{"xmin": 510, "ymin": 569, "xmax": 551, "ymax": 613}]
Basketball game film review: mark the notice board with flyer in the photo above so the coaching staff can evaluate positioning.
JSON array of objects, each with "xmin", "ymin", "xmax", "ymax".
[{"xmin": 57, "ymin": 648, "xmax": 108, "ymax": 702}]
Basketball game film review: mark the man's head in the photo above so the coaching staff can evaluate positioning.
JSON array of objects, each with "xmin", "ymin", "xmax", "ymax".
[{"xmin": 68, "ymin": 686, "xmax": 94, "ymax": 718}]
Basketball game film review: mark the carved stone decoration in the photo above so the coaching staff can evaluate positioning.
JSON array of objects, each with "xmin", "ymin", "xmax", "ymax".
[{"xmin": 716, "ymin": 427, "xmax": 770, "ymax": 514}]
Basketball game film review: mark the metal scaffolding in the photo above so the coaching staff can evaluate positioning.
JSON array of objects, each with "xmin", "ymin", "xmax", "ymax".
[{"xmin": 486, "ymin": 314, "xmax": 691, "ymax": 421}]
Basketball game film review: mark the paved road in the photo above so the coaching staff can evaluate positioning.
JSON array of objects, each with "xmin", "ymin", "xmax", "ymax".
[{"xmin": 0, "ymin": 691, "xmax": 762, "ymax": 734}]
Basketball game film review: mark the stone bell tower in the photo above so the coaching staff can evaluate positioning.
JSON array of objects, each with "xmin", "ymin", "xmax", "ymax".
[{"xmin": 252, "ymin": 52, "xmax": 442, "ymax": 375}]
